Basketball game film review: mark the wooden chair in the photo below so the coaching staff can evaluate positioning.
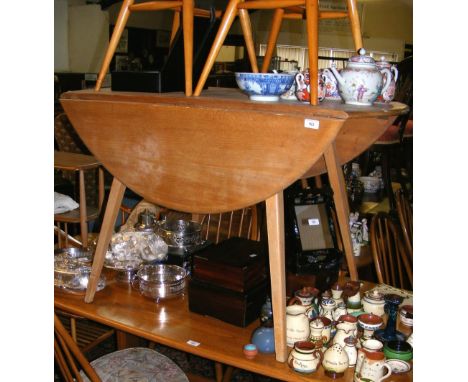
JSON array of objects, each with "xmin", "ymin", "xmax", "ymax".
[
  {"xmin": 394, "ymin": 188, "xmax": 412, "ymax": 259},
  {"xmin": 370, "ymin": 212, "xmax": 412, "ymax": 290},
  {"xmin": 194, "ymin": 0, "xmax": 363, "ymax": 105},
  {"xmin": 54, "ymin": 151, "xmax": 105, "ymax": 249},
  {"xmin": 94, "ymin": 0, "xmax": 224, "ymax": 95},
  {"xmin": 54, "ymin": 313, "xmax": 189, "ymax": 382}
]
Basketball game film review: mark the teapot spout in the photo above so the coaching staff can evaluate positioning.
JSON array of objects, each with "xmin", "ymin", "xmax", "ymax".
[{"xmin": 328, "ymin": 65, "xmax": 345, "ymax": 87}]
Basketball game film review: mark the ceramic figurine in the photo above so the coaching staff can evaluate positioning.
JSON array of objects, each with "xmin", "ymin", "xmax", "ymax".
[
  {"xmin": 344, "ymin": 336, "xmax": 358, "ymax": 368},
  {"xmin": 322, "ymin": 343, "xmax": 349, "ymax": 379},
  {"xmin": 329, "ymin": 49, "xmax": 392, "ymax": 105},
  {"xmin": 288, "ymin": 341, "xmax": 323, "ymax": 374},
  {"xmin": 286, "ymin": 304, "xmax": 312, "ymax": 346},
  {"xmin": 375, "ymin": 57, "xmax": 399, "ymax": 103},
  {"xmin": 295, "ymin": 69, "xmax": 326, "ymax": 103},
  {"xmin": 361, "ymin": 218, "xmax": 369, "ymax": 243}
]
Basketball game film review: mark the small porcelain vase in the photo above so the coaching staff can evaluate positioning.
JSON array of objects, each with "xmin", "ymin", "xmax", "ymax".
[
  {"xmin": 375, "ymin": 57, "xmax": 399, "ymax": 103},
  {"xmin": 354, "ymin": 350, "xmax": 392, "ymax": 382},
  {"xmin": 344, "ymin": 336, "xmax": 358, "ymax": 368},
  {"xmin": 322, "ymin": 343, "xmax": 349, "ymax": 379},
  {"xmin": 288, "ymin": 341, "xmax": 323, "ymax": 374},
  {"xmin": 286, "ymin": 304, "xmax": 312, "ymax": 346},
  {"xmin": 295, "ymin": 69, "xmax": 326, "ymax": 103}
]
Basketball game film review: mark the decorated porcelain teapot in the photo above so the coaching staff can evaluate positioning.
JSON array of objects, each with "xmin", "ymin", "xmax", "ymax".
[{"xmin": 329, "ymin": 48, "xmax": 392, "ymax": 106}]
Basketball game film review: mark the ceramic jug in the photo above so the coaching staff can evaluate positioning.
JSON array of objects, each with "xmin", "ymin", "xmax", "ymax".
[
  {"xmin": 295, "ymin": 69, "xmax": 326, "ymax": 103},
  {"xmin": 288, "ymin": 341, "xmax": 323, "ymax": 374},
  {"xmin": 333, "ymin": 302, "xmax": 348, "ymax": 322},
  {"xmin": 286, "ymin": 304, "xmax": 312, "ymax": 347},
  {"xmin": 354, "ymin": 350, "xmax": 392, "ymax": 382},
  {"xmin": 329, "ymin": 49, "xmax": 392, "ymax": 106},
  {"xmin": 333, "ymin": 321, "xmax": 358, "ymax": 347},
  {"xmin": 294, "ymin": 286, "xmax": 320, "ymax": 313},
  {"xmin": 356, "ymin": 339, "xmax": 384, "ymax": 372},
  {"xmin": 375, "ymin": 57, "xmax": 399, "ymax": 103},
  {"xmin": 321, "ymin": 68, "xmax": 341, "ymax": 100}
]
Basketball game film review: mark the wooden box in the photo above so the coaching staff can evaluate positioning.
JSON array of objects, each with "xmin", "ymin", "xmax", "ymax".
[
  {"xmin": 188, "ymin": 279, "xmax": 268, "ymax": 327},
  {"xmin": 191, "ymin": 237, "xmax": 267, "ymax": 293}
]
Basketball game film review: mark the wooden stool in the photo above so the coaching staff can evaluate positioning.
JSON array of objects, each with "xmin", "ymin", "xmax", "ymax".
[
  {"xmin": 94, "ymin": 0, "xmax": 223, "ymax": 95},
  {"xmin": 54, "ymin": 151, "xmax": 104, "ymax": 249},
  {"xmin": 194, "ymin": 0, "xmax": 363, "ymax": 105}
]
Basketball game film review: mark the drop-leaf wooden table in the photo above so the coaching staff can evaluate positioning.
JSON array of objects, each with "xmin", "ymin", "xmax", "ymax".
[{"xmin": 60, "ymin": 87, "xmax": 408, "ymax": 363}]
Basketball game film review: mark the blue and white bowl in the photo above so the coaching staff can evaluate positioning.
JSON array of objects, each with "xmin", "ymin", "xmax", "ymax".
[{"xmin": 235, "ymin": 72, "xmax": 295, "ymax": 102}]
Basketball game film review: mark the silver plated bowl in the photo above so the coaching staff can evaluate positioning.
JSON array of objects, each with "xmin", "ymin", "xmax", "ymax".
[{"xmin": 132, "ymin": 264, "xmax": 186, "ymax": 301}]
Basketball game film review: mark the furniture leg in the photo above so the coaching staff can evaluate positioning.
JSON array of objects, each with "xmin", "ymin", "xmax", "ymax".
[
  {"xmin": 346, "ymin": 0, "xmax": 363, "ymax": 50},
  {"xmin": 98, "ymin": 167, "xmax": 104, "ymax": 211},
  {"xmin": 305, "ymin": 0, "xmax": 319, "ymax": 105},
  {"xmin": 237, "ymin": 8, "xmax": 259, "ymax": 72},
  {"xmin": 116, "ymin": 330, "xmax": 143, "ymax": 349},
  {"xmin": 85, "ymin": 177, "xmax": 126, "ymax": 303},
  {"xmin": 323, "ymin": 142, "xmax": 358, "ymax": 280},
  {"xmin": 222, "ymin": 365, "xmax": 234, "ymax": 382},
  {"xmin": 261, "ymin": 9, "xmax": 284, "ymax": 72},
  {"xmin": 95, "ymin": 0, "xmax": 135, "ymax": 91},
  {"xmin": 265, "ymin": 192, "xmax": 287, "ymax": 362},
  {"xmin": 79, "ymin": 169, "xmax": 88, "ymax": 248},
  {"xmin": 183, "ymin": 0, "xmax": 194, "ymax": 96},
  {"xmin": 194, "ymin": 0, "xmax": 242, "ymax": 96},
  {"xmin": 214, "ymin": 362, "xmax": 223, "ymax": 382},
  {"xmin": 170, "ymin": 10, "xmax": 181, "ymax": 47}
]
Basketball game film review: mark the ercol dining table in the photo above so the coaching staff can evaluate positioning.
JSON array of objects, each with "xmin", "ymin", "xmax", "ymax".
[
  {"xmin": 55, "ymin": 277, "xmax": 412, "ymax": 382},
  {"xmin": 60, "ymin": 87, "xmax": 408, "ymax": 363}
]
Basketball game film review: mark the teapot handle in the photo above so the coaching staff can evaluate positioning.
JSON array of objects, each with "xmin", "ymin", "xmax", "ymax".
[
  {"xmin": 379, "ymin": 68, "xmax": 392, "ymax": 98},
  {"xmin": 391, "ymin": 65, "xmax": 399, "ymax": 83}
]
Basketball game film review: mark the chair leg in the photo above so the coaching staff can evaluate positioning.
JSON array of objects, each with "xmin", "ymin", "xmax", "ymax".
[
  {"xmin": 261, "ymin": 9, "xmax": 284, "ymax": 72},
  {"xmin": 346, "ymin": 0, "xmax": 363, "ymax": 50},
  {"xmin": 95, "ymin": 0, "xmax": 135, "ymax": 91},
  {"xmin": 237, "ymin": 8, "xmax": 258, "ymax": 72},
  {"xmin": 183, "ymin": 0, "xmax": 194, "ymax": 96},
  {"xmin": 170, "ymin": 10, "xmax": 181, "ymax": 48},
  {"xmin": 194, "ymin": 0, "xmax": 242, "ymax": 96},
  {"xmin": 78, "ymin": 170, "xmax": 88, "ymax": 249},
  {"xmin": 305, "ymin": 0, "xmax": 319, "ymax": 105}
]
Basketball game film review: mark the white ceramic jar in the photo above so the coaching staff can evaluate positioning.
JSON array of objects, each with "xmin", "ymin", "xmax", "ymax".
[{"xmin": 322, "ymin": 343, "xmax": 349, "ymax": 378}]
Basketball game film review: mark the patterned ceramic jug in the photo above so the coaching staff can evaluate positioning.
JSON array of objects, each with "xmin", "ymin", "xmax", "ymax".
[
  {"xmin": 375, "ymin": 57, "xmax": 399, "ymax": 103},
  {"xmin": 321, "ymin": 68, "xmax": 341, "ymax": 100},
  {"xmin": 295, "ymin": 69, "xmax": 326, "ymax": 103}
]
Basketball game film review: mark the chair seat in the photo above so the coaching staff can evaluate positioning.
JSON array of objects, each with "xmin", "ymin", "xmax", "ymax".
[
  {"xmin": 81, "ymin": 347, "xmax": 189, "ymax": 382},
  {"xmin": 54, "ymin": 205, "xmax": 100, "ymax": 223},
  {"xmin": 375, "ymin": 119, "xmax": 413, "ymax": 144}
]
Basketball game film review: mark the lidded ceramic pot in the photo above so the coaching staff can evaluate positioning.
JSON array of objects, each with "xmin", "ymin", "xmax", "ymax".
[
  {"xmin": 362, "ymin": 290, "xmax": 386, "ymax": 317},
  {"xmin": 329, "ymin": 49, "xmax": 392, "ymax": 106},
  {"xmin": 375, "ymin": 56, "xmax": 399, "ymax": 103},
  {"xmin": 322, "ymin": 343, "xmax": 349, "ymax": 378},
  {"xmin": 309, "ymin": 318, "xmax": 325, "ymax": 348}
]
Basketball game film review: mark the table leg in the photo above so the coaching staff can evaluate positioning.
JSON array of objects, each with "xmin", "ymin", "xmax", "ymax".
[
  {"xmin": 85, "ymin": 177, "xmax": 126, "ymax": 303},
  {"xmin": 324, "ymin": 142, "xmax": 358, "ymax": 280},
  {"xmin": 265, "ymin": 192, "xmax": 287, "ymax": 362}
]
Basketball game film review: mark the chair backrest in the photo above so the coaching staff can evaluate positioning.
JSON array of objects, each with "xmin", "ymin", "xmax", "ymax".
[
  {"xmin": 192, "ymin": 204, "xmax": 261, "ymax": 244},
  {"xmin": 370, "ymin": 212, "xmax": 412, "ymax": 290},
  {"xmin": 394, "ymin": 188, "xmax": 413, "ymax": 259},
  {"xmin": 54, "ymin": 313, "xmax": 101, "ymax": 382}
]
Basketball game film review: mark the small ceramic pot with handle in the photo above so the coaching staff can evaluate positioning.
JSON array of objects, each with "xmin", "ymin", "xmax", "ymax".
[
  {"xmin": 288, "ymin": 341, "xmax": 323, "ymax": 374},
  {"xmin": 375, "ymin": 56, "xmax": 399, "ymax": 103},
  {"xmin": 295, "ymin": 69, "xmax": 326, "ymax": 103},
  {"xmin": 354, "ymin": 350, "xmax": 392, "ymax": 382}
]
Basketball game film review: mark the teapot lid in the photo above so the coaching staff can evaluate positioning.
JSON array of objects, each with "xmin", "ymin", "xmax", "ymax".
[
  {"xmin": 349, "ymin": 48, "xmax": 375, "ymax": 64},
  {"xmin": 376, "ymin": 56, "xmax": 391, "ymax": 68}
]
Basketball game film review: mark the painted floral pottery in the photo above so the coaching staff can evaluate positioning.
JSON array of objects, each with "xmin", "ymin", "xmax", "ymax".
[
  {"xmin": 358, "ymin": 313, "xmax": 383, "ymax": 339},
  {"xmin": 362, "ymin": 290, "xmax": 386, "ymax": 317},
  {"xmin": 311, "ymin": 316, "xmax": 332, "ymax": 345},
  {"xmin": 354, "ymin": 350, "xmax": 392, "ymax": 382},
  {"xmin": 356, "ymin": 340, "xmax": 384, "ymax": 373},
  {"xmin": 286, "ymin": 304, "xmax": 312, "ymax": 346},
  {"xmin": 375, "ymin": 294, "xmax": 405, "ymax": 342},
  {"xmin": 295, "ymin": 69, "xmax": 326, "ymax": 103},
  {"xmin": 235, "ymin": 72, "xmax": 295, "ymax": 102},
  {"xmin": 322, "ymin": 343, "xmax": 349, "ymax": 379},
  {"xmin": 383, "ymin": 340, "xmax": 413, "ymax": 361},
  {"xmin": 333, "ymin": 320, "xmax": 358, "ymax": 348},
  {"xmin": 251, "ymin": 323, "xmax": 275, "ymax": 354},
  {"xmin": 329, "ymin": 48, "xmax": 392, "ymax": 106},
  {"xmin": 321, "ymin": 68, "xmax": 341, "ymax": 100},
  {"xmin": 288, "ymin": 341, "xmax": 323, "ymax": 374},
  {"xmin": 243, "ymin": 344, "xmax": 258, "ymax": 359},
  {"xmin": 320, "ymin": 297, "xmax": 337, "ymax": 322},
  {"xmin": 399, "ymin": 305, "xmax": 413, "ymax": 327},
  {"xmin": 344, "ymin": 336, "xmax": 358, "ymax": 367},
  {"xmin": 375, "ymin": 57, "xmax": 399, "ymax": 103},
  {"xmin": 280, "ymin": 73, "xmax": 299, "ymax": 100},
  {"xmin": 386, "ymin": 359, "xmax": 411, "ymax": 374}
]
